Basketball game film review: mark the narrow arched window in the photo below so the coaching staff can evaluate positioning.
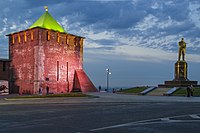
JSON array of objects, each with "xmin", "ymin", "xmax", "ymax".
[
  {"xmin": 31, "ymin": 31, "xmax": 34, "ymax": 41},
  {"xmin": 74, "ymin": 37, "xmax": 77, "ymax": 46},
  {"xmin": 80, "ymin": 38, "xmax": 83, "ymax": 46},
  {"xmin": 24, "ymin": 32, "xmax": 27, "ymax": 42},
  {"xmin": 18, "ymin": 33, "xmax": 21, "ymax": 43},
  {"xmin": 12, "ymin": 34, "xmax": 15, "ymax": 44},
  {"xmin": 57, "ymin": 33, "xmax": 60, "ymax": 43},
  {"xmin": 66, "ymin": 35, "xmax": 68, "ymax": 44},
  {"xmin": 46, "ymin": 30, "xmax": 50, "ymax": 41},
  {"xmin": 57, "ymin": 61, "xmax": 59, "ymax": 81}
]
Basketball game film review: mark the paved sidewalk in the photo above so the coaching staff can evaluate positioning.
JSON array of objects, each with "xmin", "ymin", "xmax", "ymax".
[
  {"xmin": 86, "ymin": 92, "xmax": 200, "ymax": 103},
  {"xmin": 0, "ymin": 92, "xmax": 200, "ymax": 105}
]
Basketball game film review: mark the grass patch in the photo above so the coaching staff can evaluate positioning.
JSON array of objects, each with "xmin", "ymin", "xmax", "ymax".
[
  {"xmin": 173, "ymin": 88, "xmax": 187, "ymax": 96},
  {"xmin": 119, "ymin": 86, "xmax": 149, "ymax": 94},
  {"xmin": 173, "ymin": 87, "xmax": 200, "ymax": 96},
  {"xmin": 7, "ymin": 93, "xmax": 96, "ymax": 99}
]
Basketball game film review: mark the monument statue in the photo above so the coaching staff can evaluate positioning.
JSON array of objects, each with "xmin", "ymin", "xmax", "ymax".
[
  {"xmin": 158, "ymin": 38, "xmax": 199, "ymax": 88},
  {"xmin": 178, "ymin": 38, "xmax": 186, "ymax": 61}
]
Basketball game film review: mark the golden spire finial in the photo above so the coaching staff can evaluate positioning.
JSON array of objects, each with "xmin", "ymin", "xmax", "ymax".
[{"xmin": 44, "ymin": 6, "xmax": 48, "ymax": 11}]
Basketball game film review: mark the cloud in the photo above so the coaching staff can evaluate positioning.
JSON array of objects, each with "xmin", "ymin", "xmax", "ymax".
[
  {"xmin": 0, "ymin": 27, "xmax": 7, "ymax": 36},
  {"xmin": 133, "ymin": 14, "xmax": 158, "ymax": 31},
  {"xmin": 189, "ymin": 1, "xmax": 200, "ymax": 28},
  {"xmin": 10, "ymin": 24, "xmax": 17, "ymax": 30},
  {"xmin": 3, "ymin": 18, "xmax": 7, "ymax": 25},
  {"xmin": 0, "ymin": 0, "xmax": 200, "ymax": 63},
  {"xmin": 85, "ymin": 42, "xmax": 200, "ymax": 64}
]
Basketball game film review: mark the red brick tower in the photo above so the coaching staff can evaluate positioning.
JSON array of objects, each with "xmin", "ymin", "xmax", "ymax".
[{"xmin": 7, "ymin": 7, "xmax": 97, "ymax": 94}]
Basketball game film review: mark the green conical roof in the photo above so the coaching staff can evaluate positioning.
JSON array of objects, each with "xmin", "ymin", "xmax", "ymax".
[{"xmin": 29, "ymin": 10, "xmax": 65, "ymax": 33}]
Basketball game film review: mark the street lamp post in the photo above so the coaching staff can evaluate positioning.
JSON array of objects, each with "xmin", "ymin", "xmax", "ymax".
[{"xmin": 106, "ymin": 68, "xmax": 111, "ymax": 92}]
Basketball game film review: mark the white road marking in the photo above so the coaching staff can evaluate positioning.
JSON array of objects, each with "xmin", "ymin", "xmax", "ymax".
[
  {"xmin": 190, "ymin": 114, "xmax": 200, "ymax": 119},
  {"xmin": 90, "ymin": 113, "xmax": 200, "ymax": 132},
  {"xmin": 161, "ymin": 118, "xmax": 170, "ymax": 121},
  {"xmin": 90, "ymin": 118, "xmax": 160, "ymax": 131},
  {"xmin": 91, "ymin": 120, "xmax": 200, "ymax": 132}
]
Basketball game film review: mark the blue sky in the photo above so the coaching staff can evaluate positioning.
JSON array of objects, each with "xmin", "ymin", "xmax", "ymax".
[{"xmin": 0, "ymin": 0, "xmax": 200, "ymax": 88}]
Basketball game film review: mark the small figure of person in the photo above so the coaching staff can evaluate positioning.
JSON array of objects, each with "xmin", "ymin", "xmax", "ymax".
[
  {"xmin": 112, "ymin": 88, "xmax": 115, "ymax": 93},
  {"xmin": 39, "ymin": 86, "xmax": 43, "ymax": 95},
  {"xmin": 178, "ymin": 38, "xmax": 186, "ymax": 61},
  {"xmin": 186, "ymin": 85, "xmax": 191, "ymax": 97},
  {"xmin": 99, "ymin": 86, "xmax": 101, "ymax": 92},
  {"xmin": 190, "ymin": 85, "xmax": 194, "ymax": 97},
  {"xmin": 46, "ymin": 86, "xmax": 49, "ymax": 95}
]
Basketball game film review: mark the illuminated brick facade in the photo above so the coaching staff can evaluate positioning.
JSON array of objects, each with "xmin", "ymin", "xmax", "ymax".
[{"xmin": 5, "ymin": 9, "xmax": 97, "ymax": 94}]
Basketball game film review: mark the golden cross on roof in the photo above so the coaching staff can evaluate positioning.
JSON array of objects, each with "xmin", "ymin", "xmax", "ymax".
[{"xmin": 44, "ymin": 6, "xmax": 48, "ymax": 11}]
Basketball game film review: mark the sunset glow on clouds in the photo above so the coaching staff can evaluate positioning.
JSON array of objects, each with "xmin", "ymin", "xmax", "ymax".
[{"xmin": 0, "ymin": 0, "xmax": 200, "ymax": 87}]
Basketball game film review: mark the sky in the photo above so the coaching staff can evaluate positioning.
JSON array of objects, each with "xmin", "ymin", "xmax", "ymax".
[{"xmin": 0, "ymin": 0, "xmax": 200, "ymax": 88}]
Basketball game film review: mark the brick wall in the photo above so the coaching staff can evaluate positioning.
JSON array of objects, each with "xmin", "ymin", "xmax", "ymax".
[
  {"xmin": 9, "ymin": 27, "xmax": 85, "ymax": 94},
  {"xmin": 0, "ymin": 60, "xmax": 10, "ymax": 81}
]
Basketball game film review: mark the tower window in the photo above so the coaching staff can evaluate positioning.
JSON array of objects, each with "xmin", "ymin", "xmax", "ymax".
[
  {"xmin": 80, "ymin": 38, "xmax": 83, "ymax": 46},
  {"xmin": 74, "ymin": 38, "xmax": 77, "ymax": 46},
  {"xmin": 12, "ymin": 35, "xmax": 15, "ymax": 44},
  {"xmin": 18, "ymin": 34, "xmax": 21, "ymax": 43},
  {"xmin": 66, "ymin": 35, "xmax": 68, "ymax": 44},
  {"xmin": 45, "ymin": 77, "xmax": 49, "ymax": 81},
  {"xmin": 57, "ymin": 61, "xmax": 59, "ymax": 81},
  {"xmin": 31, "ymin": 31, "xmax": 34, "ymax": 41},
  {"xmin": 57, "ymin": 33, "xmax": 60, "ymax": 43},
  {"xmin": 66, "ymin": 62, "xmax": 68, "ymax": 82},
  {"xmin": 46, "ymin": 30, "xmax": 50, "ymax": 41},
  {"xmin": 24, "ymin": 32, "xmax": 27, "ymax": 42}
]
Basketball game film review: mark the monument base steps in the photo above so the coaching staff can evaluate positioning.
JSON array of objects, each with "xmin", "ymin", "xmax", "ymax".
[{"xmin": 146, "ymin": 88, "xmax": 172, "ymax": 96}]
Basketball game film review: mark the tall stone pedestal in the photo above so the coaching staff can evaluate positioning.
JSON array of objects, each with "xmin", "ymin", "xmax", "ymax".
[
  {"xmin": 174, "ymin": 61, "xmax": 188, "ymax": 81},
  {"xmin": 158, "ymin": 61, "xmax": 199, "ymax": 87}
]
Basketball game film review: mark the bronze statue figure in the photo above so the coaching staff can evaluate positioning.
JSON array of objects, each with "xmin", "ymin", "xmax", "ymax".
[{"xmin": 178, "ymin": 38, "xmax": 186, "ymax": 61}]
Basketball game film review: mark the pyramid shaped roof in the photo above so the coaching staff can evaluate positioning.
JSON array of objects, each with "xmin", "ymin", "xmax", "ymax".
[{"xmin": 29, "ymin": 8, "xmax": 65, "ymax": 33}]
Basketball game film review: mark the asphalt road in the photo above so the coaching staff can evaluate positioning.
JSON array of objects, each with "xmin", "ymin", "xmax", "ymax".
[{"xmin": 0, "ymin": 93, "xmax": 200, "ymax": 133}]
